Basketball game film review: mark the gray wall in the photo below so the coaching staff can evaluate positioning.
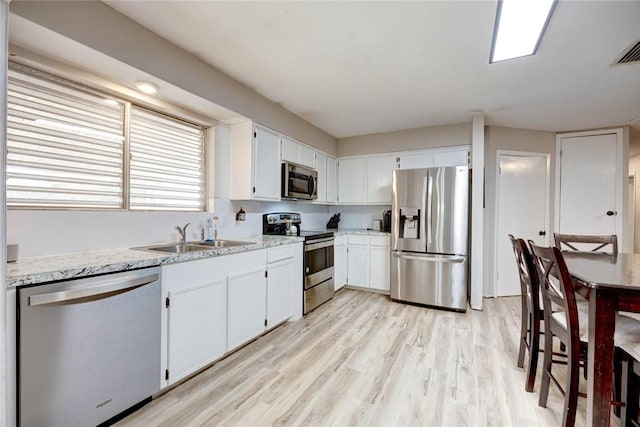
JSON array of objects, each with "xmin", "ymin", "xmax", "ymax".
[
  {"xmin": 10, "ymin": 0, "xmax": 337, "ymax": 155},
  {"xmin": 337, "ymin": 122, "xmax": 471, "ymax": 157},
  {"xmin": 483, "ymin": 126, "xmax": 556, "ymax": 296}
]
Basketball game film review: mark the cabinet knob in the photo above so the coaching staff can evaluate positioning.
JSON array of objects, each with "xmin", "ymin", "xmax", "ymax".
[{"xmin": 606, "ymin": 210, "xmax": 616, "ymax": 216}]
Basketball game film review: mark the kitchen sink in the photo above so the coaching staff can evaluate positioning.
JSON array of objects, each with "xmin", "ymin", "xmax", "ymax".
[
  {"xmin": 196, "ymin": 240, "xmax": 255, "ymax": 248},
  {"xmin": 133, "ymin": 240, "xmax": 256, "ymax": 254}
]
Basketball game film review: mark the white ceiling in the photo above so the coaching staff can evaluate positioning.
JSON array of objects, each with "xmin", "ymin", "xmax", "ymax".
[
  {"xmin": 13, "ymin": 1, "xmax": 640, "ymax": 139},
  {"xmin": 102, "ymin": 0, "xmax": 640, "ymax": 138}
]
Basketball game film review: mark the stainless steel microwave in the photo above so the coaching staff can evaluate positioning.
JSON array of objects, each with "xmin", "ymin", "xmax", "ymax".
[{"xmin": 282, "ymin": 162, "xmax": 318, "ymax": 200}]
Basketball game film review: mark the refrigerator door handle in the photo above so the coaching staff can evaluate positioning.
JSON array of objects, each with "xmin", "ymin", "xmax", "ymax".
[
  {"xmin": 392, "ymin": 252, "xmax": 465, "ymax": 263},
  {"xmin": 425, "ymin": 173, "xmax": 432, "ymax": 246}
]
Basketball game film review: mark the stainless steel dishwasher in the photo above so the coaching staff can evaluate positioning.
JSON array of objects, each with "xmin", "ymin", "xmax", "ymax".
[{"xmin": 18, "ymin": 267, "xmax": 162, "ymax": 427}]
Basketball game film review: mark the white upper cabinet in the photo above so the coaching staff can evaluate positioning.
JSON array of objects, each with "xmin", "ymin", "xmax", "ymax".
[
  {"xmin": 281, "ymin": 136, "xmax": 316, "ymax": 169},
  {"xmin": 326, "ymin": 156, "xmax": 337, "ymax": 204},
  {"xmin": 366, "ymin": 154, "xmax": 396, "ymax": 204},
  {"xmin": 314, "ymin": 151, "xmax": 327, "ymax": 203},
  {"xmin": 230, "ymin": 123, "xmax": 281, "ymax": 201},
  {"xmin": 397, "ymin": 150, "xmax": 434, "ymax": 170},
  {"xmin": 338, "ymin": 157, "xmax": 366, "ymax": 204},
  {"xmin": 433, "ymin": 149, "xmax": 469, "ymax": 167}
]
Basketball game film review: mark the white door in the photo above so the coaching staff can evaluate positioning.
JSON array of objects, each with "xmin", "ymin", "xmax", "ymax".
[
  {"xmin": 347, "ymin": 244, "xmax": 369, "ymax": 286},
  {"xmin": 167, "ymin": 280, "xmax": 227, "ymax": 384},
  {"xmin": 369, "ymin": 246, "xmax": 390, "ymax": 291},
  {"xmin": 433, "ymin": 150, "xmax": 469, "ymax": 167},
  {"xmin": 334, "ymin": 236, "xmax": 347, "ymax": 290},
  {"xmin": 266, "ymin": 258, "xmax": 293, "ymax": 328},
  {"xmin": 338, "ymin": 157, "xmax": 366, "ymax": 204},
  {"xmin": 559, "ymin": 133, "xmax": 618, "ymax": 235},
  {"xmin": 252, "ymin": 126, "xmax": 281, "ymax": 200},
  {"xmin": 496, "ymin": 154, "xmax": 548, "ymax": 297},
  {"xmin": 326, "ymin": 156, "xmax": 337, "ymax": 204},
  {"xmin": 398, "ymin": 151, "xmax": 434, "ymax": 169},
  {"xmin": 314, "ymin": 152, "xmax": 327, "ymax": 203},
  {"xmin": 366, "ymin": 154, "xmax": 396, "ymax": 204},
  {"xmin": 227, "ymin": 268, "xmax": 266, "ymax": 350}
]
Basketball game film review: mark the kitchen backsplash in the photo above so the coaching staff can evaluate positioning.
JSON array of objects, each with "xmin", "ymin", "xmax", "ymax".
[{"xmin": 7, "ymin": 200, "xmax": 387, "ymax": 258}]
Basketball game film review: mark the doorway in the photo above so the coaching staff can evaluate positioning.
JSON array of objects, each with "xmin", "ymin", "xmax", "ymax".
[{"xmin": 495, "ymin": 152, "xmax": 550, "ymax": 297}]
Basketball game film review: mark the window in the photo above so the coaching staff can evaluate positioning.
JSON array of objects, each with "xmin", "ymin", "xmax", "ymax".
[{"xmin": 6, "ymin": 64, "xmax": 206, "ymax": 211}]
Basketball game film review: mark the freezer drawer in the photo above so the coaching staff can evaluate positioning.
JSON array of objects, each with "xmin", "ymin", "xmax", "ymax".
[{"xmin": 390, "ymin": 251, "xmax": 467, "ymax": 311}]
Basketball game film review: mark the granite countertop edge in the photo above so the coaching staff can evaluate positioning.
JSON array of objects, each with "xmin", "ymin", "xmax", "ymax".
[{"xmin": 7, "ymin": 235, "xmax": 303, "ymax": 288}]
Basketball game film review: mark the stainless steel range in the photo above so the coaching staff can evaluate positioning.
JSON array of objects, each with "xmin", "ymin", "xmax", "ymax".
[{"xmin": 263, "ymin": 213, "xmax": 335, "ymax": 314}]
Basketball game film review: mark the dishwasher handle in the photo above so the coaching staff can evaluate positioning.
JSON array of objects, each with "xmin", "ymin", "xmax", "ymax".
[{"xmin": 29, "ymin": 271, "xmax": 159, "ymax": 307}]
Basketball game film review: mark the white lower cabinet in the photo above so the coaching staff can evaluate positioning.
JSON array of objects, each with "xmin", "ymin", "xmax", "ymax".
[
  {"xmin": 334, "ymin": 235, "xmax": 347, "ymax": 290},
  {"xmin": 161, "ymin": 244, "xmax": 302, "ymax": 388},
  {"xmin": 266, "ymin": 258, "xmax": 294, "ymax": 328},
  {"xmin": 166, "ymin": 280, "xmax": 226, "ymax": 385},
  {"xmin": 227, "ymin": 268, "xmax": 267, "ymax": 350},
  {"xmin": 343, "ymin": 234, "xmax": 390, "ymax": 293}
]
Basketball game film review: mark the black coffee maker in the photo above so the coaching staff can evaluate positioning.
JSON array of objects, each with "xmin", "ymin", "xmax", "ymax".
[{"xmin": 382, "ymin": 210, "xmax": 392, "ymax": 232}]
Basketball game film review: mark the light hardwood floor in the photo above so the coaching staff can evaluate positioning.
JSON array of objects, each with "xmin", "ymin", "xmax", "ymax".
[{"xmin": 117, "ymin": 289, "xmax": 618, "ymax": 427}]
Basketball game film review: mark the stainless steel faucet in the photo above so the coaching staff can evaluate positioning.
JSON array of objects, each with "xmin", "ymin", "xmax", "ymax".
[{"xmin": 176, "ymin": 223, "xmax": 190, "ymax": 243}]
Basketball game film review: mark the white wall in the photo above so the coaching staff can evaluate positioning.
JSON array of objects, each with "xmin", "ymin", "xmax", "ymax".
[
  {"xmin": 7, "ymin": 200, "xmax": 330, "ymax": 258},
  {"xmin": 329, "ymin": 205, "xmax": 390, "ymax": 230}
]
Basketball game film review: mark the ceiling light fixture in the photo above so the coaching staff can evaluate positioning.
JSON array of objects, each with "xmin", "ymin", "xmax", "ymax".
[
  {"xmin": 490, "ymin": 0, "xmax": 557, "ymax": 63},
  {"xmin": 134, "ymin": 81, "xmax": 159, "ymax": 94}
]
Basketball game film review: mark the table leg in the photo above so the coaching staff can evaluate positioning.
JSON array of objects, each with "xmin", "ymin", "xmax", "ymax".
[{"xmin": 587, "ymin": 289, "xmax": 616, "ymax": 427}]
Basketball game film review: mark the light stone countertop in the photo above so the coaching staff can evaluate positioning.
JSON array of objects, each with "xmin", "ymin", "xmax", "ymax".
[
  {"xmin": 6, "ymin": 235, "xmax": 303, "ymax": 288},
  {"xmin": 332, "ymin": 228, "xmax": 391, "ymax": 237}
]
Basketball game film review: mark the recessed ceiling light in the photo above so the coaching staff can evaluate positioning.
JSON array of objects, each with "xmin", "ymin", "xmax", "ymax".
[
  {"xmin": 490, "ymin": 0, "xmax": 557, "ymax": 63},
  {"xmin": 134, "ymin": 81, "xmax": 158, "ymax": 94},
  {"xmin": 104, "ymin": 99, "xmax": 119, "ymax": 106}
]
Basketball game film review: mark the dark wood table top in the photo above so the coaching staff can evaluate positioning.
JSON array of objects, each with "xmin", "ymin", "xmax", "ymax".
[{"xmin": 564, "ymin": 252, "xmax": 640, "ymax": 291}]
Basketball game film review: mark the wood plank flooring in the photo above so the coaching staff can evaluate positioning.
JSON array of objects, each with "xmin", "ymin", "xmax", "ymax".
[{"xmin": 116, "ymin": 290, "xmax": 620, "ymax": 426}]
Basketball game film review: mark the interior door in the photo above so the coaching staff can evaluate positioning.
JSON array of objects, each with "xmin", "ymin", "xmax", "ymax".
[
  {"xmin": 496, "ymin": 154, "xmax": 548, "ymax": 297},
  {"xmin": 559, "ymin": 133, "xmax": 618, "ymax": 235}
]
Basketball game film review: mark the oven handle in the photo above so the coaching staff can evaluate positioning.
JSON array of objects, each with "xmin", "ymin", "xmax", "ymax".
[{"xmin": 304, "ymin": 239, "xmax": 334, "ymax": 251}]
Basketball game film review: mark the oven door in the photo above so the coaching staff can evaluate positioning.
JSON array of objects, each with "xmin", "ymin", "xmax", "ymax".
[{"xmin": 304, "ymin": 237, "xmax": 334, "ymax": 289}]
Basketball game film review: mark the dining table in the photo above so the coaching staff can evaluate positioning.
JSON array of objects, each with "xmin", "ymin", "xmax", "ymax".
[{"xmin": 564, "ymin": 252, "xmax": 640, "ymax": 427}]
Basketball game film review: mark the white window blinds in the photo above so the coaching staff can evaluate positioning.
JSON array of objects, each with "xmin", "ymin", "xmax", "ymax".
[
  {"xmin": 7, "ymin": 69, "xmax": 125, "ymax": 208},
  {"xmin": 6, "ymin": 65, "xmax": 207, "ymax": 211},
  {"xmin": 129, "ymin": 107, "xmax": 205, "ymax": 211}
]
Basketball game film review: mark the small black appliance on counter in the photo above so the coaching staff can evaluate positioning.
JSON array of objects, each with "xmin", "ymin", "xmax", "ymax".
[{"xmin": 382, "ymin": 209, "xmax": 392, "ymax": 232}]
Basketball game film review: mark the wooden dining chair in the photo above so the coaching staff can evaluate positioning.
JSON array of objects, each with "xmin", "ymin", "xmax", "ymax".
[
  {"xmin": 530, "ymin": 243, "xmax": 640, "ymax": 427},
  {"xmin": 554, "ymin": 233, "xmax": 618, "ymax": 256},
  {"xmin": 620, "ymin": 344, "xmax": 640, "ymax": 426},
  {"xmin": 509, "ymin": 234, "xmax": 542, "ymax": 392}
]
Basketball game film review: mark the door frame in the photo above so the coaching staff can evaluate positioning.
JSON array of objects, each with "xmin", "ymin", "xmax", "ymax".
[
  {"xmin": 493, "ymin": 150, "xmax": 551, "ymax": 297},
  {"xmin": 554, "ymin": 128, "xmax": 627, "ymax": 251}
]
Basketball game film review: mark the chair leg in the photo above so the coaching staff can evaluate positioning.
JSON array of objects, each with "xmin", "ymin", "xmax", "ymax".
[
  {"xmin": 538, "ymin": 324, "xmax": 554, "ymax": 407},
  {"xmin": 621, "ymin": 354, "xmax": 640, "ymax": 426},
  {"xmin": 518, "ymin": 305, "xmax": 529, "ymax": 368},
  {"xmin": 613, "ymin": 348, "xmax": 622, "ymax": 417},
  {"xmin": 562, "ymin": 344, "xmax": 580, "ymax": 427},
  {"xmin": 525, "ymin": 313, "xmax": 540, "ymax": 392}
]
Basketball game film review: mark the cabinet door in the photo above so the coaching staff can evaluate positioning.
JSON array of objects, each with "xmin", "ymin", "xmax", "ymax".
[
  {"xmin": 253, "ymin": 126, "xmax": 281, "ymax": 200},
  {"xmin": 281, "ymin": 137, "xmax": 298, "ymax": 163},
  {"xmin": 347, "ymin": 244, "xmax": 369, "ymax": 286},
  {"xmin": 326, "ymin": 156, "xmax": 337, "ymax": 204},
  {"xmin": 314, "ymin": 152, "xmax": 327, "ymax": 203},
  {"xmin": 227, "ymin": 268, "xmax": 267, "ymax": 350},
  {"xmin": 167, "ymin": 280, "xmax": 226, "ymax": 384},
  {"xmin": 366, "ymin": 154, "xmax": 396, "ymax": 204},
  {"xmin": 334, "ymin": 238, "xmax": 347, "ymax": 290},
  {"xmin": 398, "ymin": 151, "xmax": 434, "ymax": 169},
  {"xmin": 298, "ymin": 145, "xmax": 316, "ymax": 169},
  {"xmin": 266, "ymin": 258, "xmax": 294, "ymax": 328},
  {"xmin": 338, "ymin": 157, "xmax": 366, "ymax": 204},
  {"xmin": 433, "ymin": 150, "xmax": 469, "ymax": 167},
  {"xmin": 369, "ymin": 246, "xmax": 390, "ymax": 292}
]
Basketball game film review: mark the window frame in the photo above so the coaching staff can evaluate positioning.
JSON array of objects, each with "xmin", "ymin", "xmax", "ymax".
[{"xmin": 7, "ymin": 63, "xmax": 209, "ymax": 212}]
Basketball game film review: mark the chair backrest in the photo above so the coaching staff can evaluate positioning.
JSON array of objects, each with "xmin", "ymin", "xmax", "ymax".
[
  {"xmin": 529, "ymin": 242, "xmax": 581, "ymax": 348},
  {"xmin": 508, "ymin": 234, "xmax": 540, "ymax": 314},
  {"xmin": 553, "ymin": 233, "xmax": 618, "ymax": 256}
]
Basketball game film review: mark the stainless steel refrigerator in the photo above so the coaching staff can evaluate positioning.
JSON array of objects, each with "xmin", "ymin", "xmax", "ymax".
[{"xmin": 390, "ymin": 166, "xmax": 469, "ymax": 311}]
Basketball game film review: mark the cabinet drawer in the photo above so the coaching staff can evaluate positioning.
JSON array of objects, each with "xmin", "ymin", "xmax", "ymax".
[
  {"xmin": 369, "ymin": 235, "xmax": 390, "ymax": 247},
  {"xmin": 267, "ymin": 245, "xmax": 295, "ymax": 263},
  {"xmin": 347, "ymin": 235, "xmax": 369, "ymax": 245}
]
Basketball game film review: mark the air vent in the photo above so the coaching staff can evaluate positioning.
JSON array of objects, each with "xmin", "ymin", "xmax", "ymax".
[{"xmin": 615, "ymin": 39, "xmax": 640, "ymax": 64}]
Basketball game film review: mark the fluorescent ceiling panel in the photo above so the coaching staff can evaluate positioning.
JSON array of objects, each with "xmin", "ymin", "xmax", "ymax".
[{"xmin": 491, "ymin": 0, "xmax": 556, "ymax": 63}]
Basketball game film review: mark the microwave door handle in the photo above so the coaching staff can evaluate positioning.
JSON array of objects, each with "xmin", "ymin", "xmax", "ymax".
[{"xmin": 308, "ymin": 175, "xmax": 317, "ymax": 196}]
